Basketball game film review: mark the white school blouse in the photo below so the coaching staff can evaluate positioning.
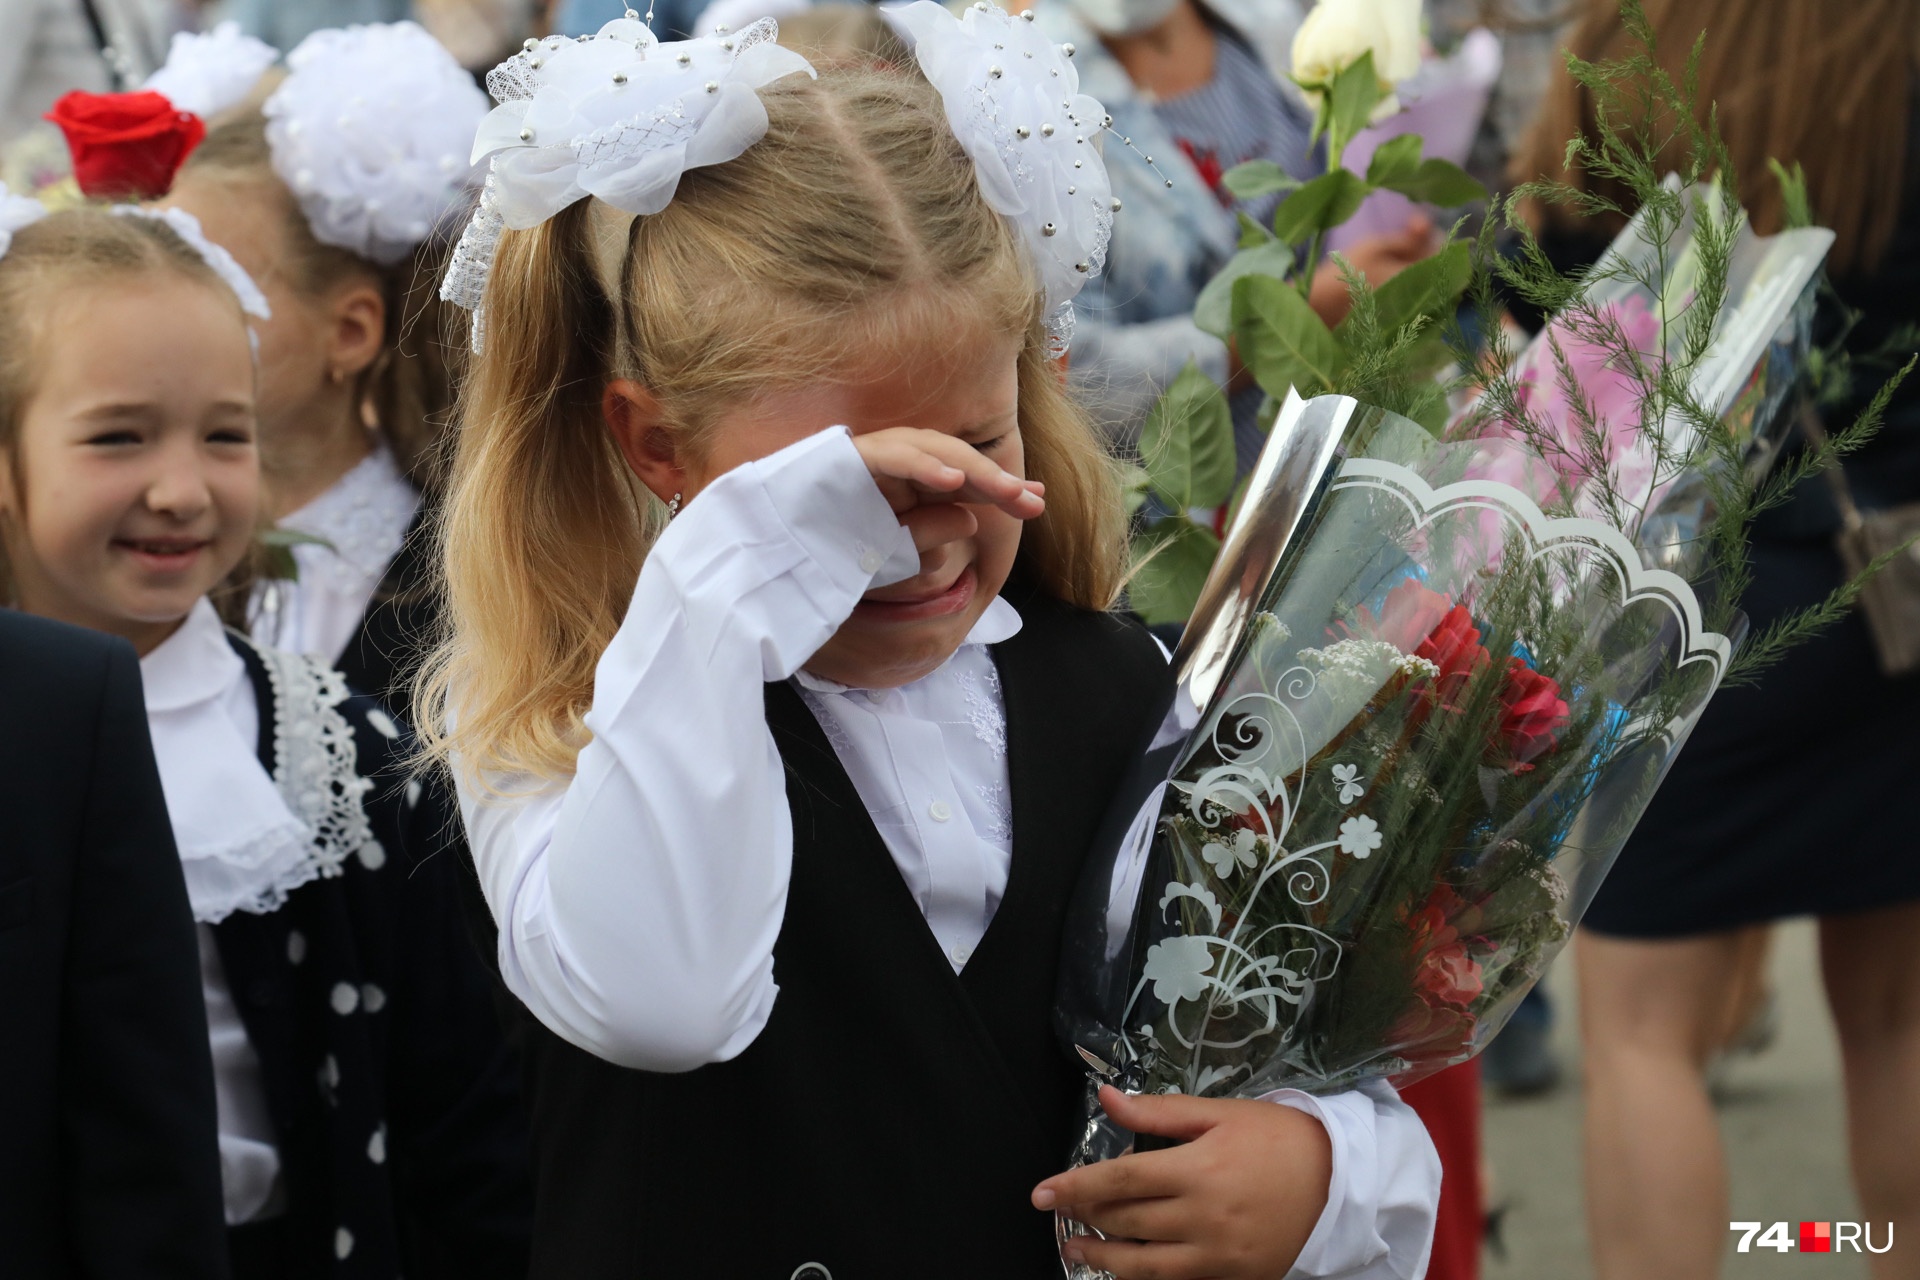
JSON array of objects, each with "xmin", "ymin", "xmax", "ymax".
[
  {"xmin": 250, "ymin": 441, "xmax": 419, "ymax": 665},
  {"xmin": 142, "ymin": 601, "xmax": 286, "ymax": 1225},
  {"xmin": 457, "ymin": 427, "xmax": 1439, "ymax": 1279}
]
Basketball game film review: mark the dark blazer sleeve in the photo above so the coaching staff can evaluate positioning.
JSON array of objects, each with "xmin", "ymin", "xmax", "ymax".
[{"xmin": 61, "ymin": 637, "xmax": 230, "ymax": 1278}]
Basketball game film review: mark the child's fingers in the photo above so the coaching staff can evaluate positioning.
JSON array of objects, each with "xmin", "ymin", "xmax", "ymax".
[
  {"xmin": 1097, "ymin": 1084, "xmax": 1227, "ymax": 1144},
  {"xmin": 1062, "ymin": 1235, "xmax": 1212, "ymax": 1280},
  {"xmin": 1033, "ymin": 1146, "xmax": 1185, "ymax": 1211},
  {"xmin": 855, "ymin": 429, "xmax": 1042, "ymax": 517},
  {"xmin": 1061, "ymin": 1193, "xmax": 1189, "ymax": 1244}
]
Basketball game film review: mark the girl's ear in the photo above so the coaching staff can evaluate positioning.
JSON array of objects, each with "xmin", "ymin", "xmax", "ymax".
[
  {"xmin": 603, "ymin": 378, "xmax": 687, "ymax": 505},
  {"xmin": 326, "ymin": 279, "xmax": 387, "ymax": 383}
]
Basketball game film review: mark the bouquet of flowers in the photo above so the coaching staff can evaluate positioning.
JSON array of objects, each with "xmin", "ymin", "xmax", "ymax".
[{"xmin": 1054, "ymin": 4, "xmax": 1904, "ymax": 1274}]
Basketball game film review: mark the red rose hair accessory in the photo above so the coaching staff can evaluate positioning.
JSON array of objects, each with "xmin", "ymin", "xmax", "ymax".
[{"xmin": 45, "ymin": 90, "xmax": 206, "ymax": 200}]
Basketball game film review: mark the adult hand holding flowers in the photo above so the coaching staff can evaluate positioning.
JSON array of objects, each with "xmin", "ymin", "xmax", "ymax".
[{"xmin": 1036, "ymin": 1085, "xmax": 1333, "ymax": 1280}]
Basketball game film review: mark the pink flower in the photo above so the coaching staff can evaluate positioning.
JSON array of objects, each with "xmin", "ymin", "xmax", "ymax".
[
  {"xmin": 1346, "ymin": 578, "xmax": 1455, "ymax": 652},
  {"xmin": 1502, "ymin": 294, "xmax": 1663, "ymax": 505},
  {"xmin": 1402, "ymin": 886, "xmax": 1484, "ymax": 1010}
]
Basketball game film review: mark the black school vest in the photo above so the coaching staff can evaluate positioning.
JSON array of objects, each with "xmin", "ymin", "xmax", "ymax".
[{"xmin": 519, "ymin": 587, "xmax": 1171, "ymax": 1280}]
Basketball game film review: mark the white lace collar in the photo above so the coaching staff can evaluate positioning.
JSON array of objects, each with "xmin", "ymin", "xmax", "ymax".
[
  {"xmin": 793, "ymin": 594, "xmax": 1023, "ymax": 696},
  {"xmin": 143, "ymin": 599, "xmax": 383, "ymax": 923},
  {"xmin": 280, "ymin": 440, "xmax": 420, "ymax": 592}
]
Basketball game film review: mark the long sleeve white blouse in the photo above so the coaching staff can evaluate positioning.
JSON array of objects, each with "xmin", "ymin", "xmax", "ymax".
[{"xmin": 457, "ymin": 426, "xmax": 1439, "ymax": 1279}]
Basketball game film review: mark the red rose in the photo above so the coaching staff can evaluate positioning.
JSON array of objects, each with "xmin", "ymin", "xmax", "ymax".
[
  {"xmin": 46, "ymin": 90, "xmax": 205, "ymax": 199},
  {"xmin": 1495, "ymin": 658, "xmax": 1570, "ymax": 772},
  {"xmin": 1412, "ymin": 604, "xmax": 1491, "ymax": 713}
]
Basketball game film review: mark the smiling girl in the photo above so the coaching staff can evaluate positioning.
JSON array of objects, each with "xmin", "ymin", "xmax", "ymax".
[
  {"xmin": 425, "ymin": 9, "xmax": 1436, "ymax": 1279},
  {"xmin": 0, "ymin": 203, "xmax": 530, "ymax": 1280}
]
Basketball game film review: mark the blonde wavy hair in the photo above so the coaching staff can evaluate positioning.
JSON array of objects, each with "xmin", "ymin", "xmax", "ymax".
[{"xmin": 418, "ymin": 67, "xmax": 1128, "ymax": 784}]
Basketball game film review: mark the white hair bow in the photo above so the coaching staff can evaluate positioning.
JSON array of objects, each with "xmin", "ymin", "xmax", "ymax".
[
  {"xmin": 881, "ymin": 1, "xmax": 1117, "ymax": 356},
  {"xmin": 265, "ymin": 22, "xmax": 491, "ymax": 265},
  {"xmin": 0, "ymin": 182, "xmax": 46, "ymax": 262},
  {"xmin": 441, "ymin": 14, "xmax": 815, "ymax": 342},
  {"xmin": 143, "ymin": 21, "xmax": 278, "ymax": 119}
]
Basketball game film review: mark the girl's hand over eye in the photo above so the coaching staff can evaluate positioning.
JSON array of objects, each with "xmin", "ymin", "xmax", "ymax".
[
  {"xmin": 852, "ymin": 427, "xmax": 1045, "ymax": 520},
  {"xmin": 1033, "ymin": 1085, "xmax": 1332, "ymax": 1280}
]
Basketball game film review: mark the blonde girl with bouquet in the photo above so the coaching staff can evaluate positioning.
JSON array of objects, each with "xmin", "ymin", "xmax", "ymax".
[
  {"xmin": 0, "ymin": 200, "xmax": 529, "ymax": 1279},
  {"xmin": 427, "ymin": 8, "xmax": 1438, "ymax": 1277}
]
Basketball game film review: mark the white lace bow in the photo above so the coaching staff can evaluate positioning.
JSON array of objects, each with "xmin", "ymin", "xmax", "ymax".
[
  {"xmin": 881, "ymin": 1, "xmax": 1117, "ymax": 356},
  {"xmin": 265, "ymin": 22, "xmax": 491, "ymax": 265},
  {"xmin": 143, "ymin": 21, "xmax": 278, "ymax": 119},
  {"xmin": 440, "ymin": 15, "xmax": 815, "ymax": 334},
  {"xmin": 0, "ymin": 181, "xmax": 46, "ymax": 262}
]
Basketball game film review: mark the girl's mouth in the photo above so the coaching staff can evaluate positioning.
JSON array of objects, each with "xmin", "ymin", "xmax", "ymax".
[
  {"xmin": 853, "ymin": 565, "xmax": 977, "ymax": 624},
  {"xmin": 114, "ymin": 537, "xmax": 211, "ymax": 574}
]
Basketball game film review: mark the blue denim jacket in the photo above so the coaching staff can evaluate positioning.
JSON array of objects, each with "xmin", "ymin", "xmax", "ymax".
[{"xmin": 1029, "ymin": 3, "xmax": 1315, "ymax": 445}]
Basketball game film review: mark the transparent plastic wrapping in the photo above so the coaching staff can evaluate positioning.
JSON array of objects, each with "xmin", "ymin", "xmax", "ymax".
[{"xmin": 1051, "ymin": 183, "xmax": 1833, "ymax": 1278}]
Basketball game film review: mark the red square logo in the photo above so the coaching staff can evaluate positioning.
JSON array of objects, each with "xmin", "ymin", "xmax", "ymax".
[{"xmin": 1801, "ymin": 1222, "xmax": 1832, "ymax": 1253}]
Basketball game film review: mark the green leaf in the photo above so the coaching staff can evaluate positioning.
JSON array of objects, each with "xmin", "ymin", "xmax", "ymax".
[
  {"xmin": 1236, "ymin": 212, "xmax": 1273, "ymax": 249},
  {"xmin": 1341, "ymin": 240, "xmax": 1473, "ymax": 341},
  {"xmin": 1222, "ymin": 159, "xmax": 1302, "ymax": 202},
  {"xmin": 256, "ymin": 526, "xmax": 334, "ymax": 583},
  {"xmin": 1120, "ymin": 462, "xmax": 1151, "ymax": 516},
  {"xmin": 1365, "ymin": 133, "xmax": 1424, "ymax": 188},
  {"xmin": 1376, "ymin": 158, "xmax": 1487, "ymax": 208},
  {"xmin": 1326, "ymin": 51, "xmax": 1383, "ymax": 151},
  {"xmin": 1271, "ymin": 170, "xmax": 1372, "ymax": 246},
  {"xmin": 1194, "ymin": 239, "xmax": 1297, "ymax": 339},
  {"xmin": 1128, "ymin": 519, "xmax": 1222, "ymax": 627},
  {"xmin": 1233, "ymin": 273, "xmax": 1342, "ymax": 398},
  {"xmin": 1140, "ymin": 362, "xmax": 1236, "ymax": 511}
]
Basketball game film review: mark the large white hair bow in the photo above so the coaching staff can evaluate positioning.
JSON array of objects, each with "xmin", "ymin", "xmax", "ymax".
[
  {"xmin": 881, "ymin": 1, "xmax": 1117, "ymax": 356},
  {"xmin": 441, "ymin": 15, "xmax": 814, "ymax": 328},
  {"xmin": 264, "ymin": 22, "xmax": 490, "ymax": 265},
  {"xmin": 0, "ymin": 182, "xmax": 46, "ymax": 262},
  {"xmin": 143, "ymin": 21, "xmax": 278, "ymax": 119}
]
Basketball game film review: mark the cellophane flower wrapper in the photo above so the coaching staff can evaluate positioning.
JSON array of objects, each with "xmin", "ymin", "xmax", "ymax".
[{"xmin": 1052, "ymin": 193, "xmax": 1832, "ymax": 1274}]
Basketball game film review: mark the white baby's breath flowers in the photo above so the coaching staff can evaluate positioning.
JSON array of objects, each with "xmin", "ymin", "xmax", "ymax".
[
  {"xmin": 1290, "ymin": 0, "xmax": 1422, "ymax": 121},
  {"xmin": 1297, "ymin": 638, "xmax": 1435, "ymax": 692}
]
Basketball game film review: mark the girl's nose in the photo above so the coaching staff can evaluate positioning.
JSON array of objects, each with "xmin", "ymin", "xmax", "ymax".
[{"xmin": 145, "ymin": 442, "xmax": 215, "ymax": 519}]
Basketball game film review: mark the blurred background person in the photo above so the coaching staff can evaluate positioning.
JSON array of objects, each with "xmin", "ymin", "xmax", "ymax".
[
  {"xmin": 212, "ymin": 0, "xmax": 411, "ymax": 51},
  {"xmin": 0, "ymin": 0, "xmax": 167, "ymax": 186},
  {"xmin": 546, "ymin": 0, "xmax": 705, "ymax": 37},
  {"xmin": 1509, "ymin": 2, "xmax": 1920, "ymax": 1277},
  {"xmin": 1034, "ymin": 0, "xmax": 1437, "ymax": 471}
]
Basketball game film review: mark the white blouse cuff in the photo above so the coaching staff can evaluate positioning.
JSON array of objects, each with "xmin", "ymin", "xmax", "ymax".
[
  {"xmin": 1265, "ymin": 1080, "xmax": 1440, "ymax": 1279},
  {"xmin": 646, "ymin": 426, "xmax": 920, "ymax": 681}
]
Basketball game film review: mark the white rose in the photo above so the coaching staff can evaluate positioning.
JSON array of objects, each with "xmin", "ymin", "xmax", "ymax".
[{"xmin": 1290, "ymin": 0, "xmax": 1423, "ymax": 118}]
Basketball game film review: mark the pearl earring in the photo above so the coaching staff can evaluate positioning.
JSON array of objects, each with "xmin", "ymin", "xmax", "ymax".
[{"xmin": 667, "ymin": 493, "xmax": 682, "ymax": 519}]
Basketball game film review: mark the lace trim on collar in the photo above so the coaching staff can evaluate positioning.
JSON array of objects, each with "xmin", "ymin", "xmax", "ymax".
[{"xmin": 233, "ymin": 642, "xmax": 386, "ymax": 913}]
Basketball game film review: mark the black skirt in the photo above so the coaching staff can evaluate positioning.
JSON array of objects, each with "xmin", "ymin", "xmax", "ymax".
[{"xmin": 1582, "ymin": 534, "xmax": 1920, "ymax": 937}]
